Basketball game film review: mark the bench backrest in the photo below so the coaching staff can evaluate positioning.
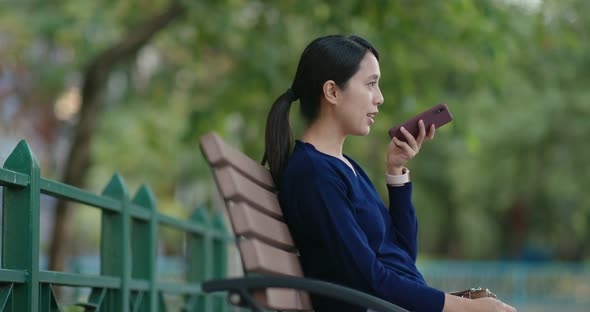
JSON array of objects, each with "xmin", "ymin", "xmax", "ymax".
[{"xmin": 199, "ymin": 132, "xmax": 312, "ymax": 311}]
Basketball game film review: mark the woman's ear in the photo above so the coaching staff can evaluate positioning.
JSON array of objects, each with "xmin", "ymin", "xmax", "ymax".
[{"xmin": 322, "ymin": 80, "xmax": 338, "ymax": 105}]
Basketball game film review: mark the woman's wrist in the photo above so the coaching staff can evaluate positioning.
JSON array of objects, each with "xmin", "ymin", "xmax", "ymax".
[
  {"xmin": 386, "ymin": 167, "xmax": 410, "ymax": 186},
  {"xmin": 387, "ymin": 165, "xmax": 405, "ymax": 175}
]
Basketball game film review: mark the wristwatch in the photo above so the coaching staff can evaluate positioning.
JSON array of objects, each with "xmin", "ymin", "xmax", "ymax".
[{"xmin": 450, "ymin": 287, "xmax": 497, "ymax": 299}]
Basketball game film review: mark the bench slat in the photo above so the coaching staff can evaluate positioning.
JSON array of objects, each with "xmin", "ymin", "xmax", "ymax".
[
  {"xmin": 200, "ymin": 132, "xmax": 275, "ymax": 191},
  {"xmin": 214, "ymin": 166, "xmax": 283, "ymax": 220},
  {"xmin": 228, "ymin": 202, "xmax": 295, "ymax": 251},
  {"xmin": 239, "ymin": 239, "xmax": 303, "ymax": 277},
  {"xmin": 254, "ymin": 288, "xmax": 313, "ymax": 311}
]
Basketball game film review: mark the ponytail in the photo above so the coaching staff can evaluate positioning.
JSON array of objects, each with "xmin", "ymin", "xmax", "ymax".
[{"xmin": 262, "ymin": 89, "xmax": 298, "ymax": 187}]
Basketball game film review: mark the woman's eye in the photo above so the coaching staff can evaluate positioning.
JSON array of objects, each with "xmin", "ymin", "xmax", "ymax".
[{"xmin": 368, "ymin": 81, "xmax": 377, "ymax": 87}]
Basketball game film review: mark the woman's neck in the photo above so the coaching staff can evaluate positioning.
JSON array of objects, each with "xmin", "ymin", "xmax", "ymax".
[{"xmin": 300, "ymin": 118, "xmax": 346, "ymax": 159}]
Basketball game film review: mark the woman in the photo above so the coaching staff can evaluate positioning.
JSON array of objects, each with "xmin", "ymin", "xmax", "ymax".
[{"xmin": 263, "ymin": 35, "xmax": 516, "ymax": 312}]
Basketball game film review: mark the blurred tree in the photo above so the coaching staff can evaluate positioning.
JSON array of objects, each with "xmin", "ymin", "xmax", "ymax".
[
  {"xmin": 49, "ymin": 0, "xmax": 185, "ymax": 274},
  {"xmin": 1, "ymin": 0, "xmax": 588, "ymax": 263}
]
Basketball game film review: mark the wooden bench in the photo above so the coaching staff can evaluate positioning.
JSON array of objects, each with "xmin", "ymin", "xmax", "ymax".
[{"xmin": 199, "ymin": 132, "xmax": 407, "ymax": 312}]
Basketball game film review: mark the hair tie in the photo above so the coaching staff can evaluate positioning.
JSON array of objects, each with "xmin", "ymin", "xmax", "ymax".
[{"xmin": 285, "ymin": 88, "xmax": 298, "ymax": 102}]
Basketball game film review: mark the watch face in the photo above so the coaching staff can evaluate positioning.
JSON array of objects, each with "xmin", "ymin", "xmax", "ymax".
[
  {"xmin": 451, "ymin": 288, "xmax": 497, "ymax": 299},
  {"xmin": 469, "ymin": 288, "xmax": 497, "ymax": 299}
]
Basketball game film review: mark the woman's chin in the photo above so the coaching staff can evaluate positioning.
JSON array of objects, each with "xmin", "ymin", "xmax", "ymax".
[{"xmin": 356, "ymin": 127, "xmax": 371, "ymax": 136}]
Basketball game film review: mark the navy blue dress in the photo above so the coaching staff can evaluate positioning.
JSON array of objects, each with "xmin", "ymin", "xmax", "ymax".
[{"xmin": 279, "ymin": 140, "xmax": 445, "ymax": 312}]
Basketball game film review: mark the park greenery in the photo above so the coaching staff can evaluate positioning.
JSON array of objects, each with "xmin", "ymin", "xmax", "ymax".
[{"xmin": 1, "ymin": 0, "xmax": 588, "ymax": 265}]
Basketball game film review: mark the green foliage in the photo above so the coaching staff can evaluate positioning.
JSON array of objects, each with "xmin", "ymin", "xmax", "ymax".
[{"xmin": 3, "ymin": 0, "xmax": 589, "ymax": 260}]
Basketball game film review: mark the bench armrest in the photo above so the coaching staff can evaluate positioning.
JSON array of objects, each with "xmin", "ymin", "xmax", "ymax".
[{"xmin": 202, "ymin": 275, "xmax": 408, "ymax": 312}]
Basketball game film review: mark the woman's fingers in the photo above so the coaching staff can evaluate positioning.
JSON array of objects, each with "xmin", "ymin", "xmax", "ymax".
[
  {"xmin": 416, "ymin": 120, "xmax": 426, "ymax": 146},
  {"xmin": 400, "ymin": 127, "xmax": 419, "ymax": 151},
  {"xmin": 426, "ymin": 124, "xmax": 436, "ymax": 140},
  {"xmin": 391, "ymin": 120, "xmax": 437, "ymax": 166},
  {"xmin": 392, "ymin": 137, "xmax": 416, "ymax": 157}
]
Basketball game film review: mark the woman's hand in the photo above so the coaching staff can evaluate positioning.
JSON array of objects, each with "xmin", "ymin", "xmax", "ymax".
[
  {"xmin": 444, "ymin": 294, "xmax": 517, "ymax": 312},
  {"xmin": 472, "ymin": 297, "xmax": 517, "ymax": 312},
  {"xmin": 387, "ymin": 120, "xmax": 435, "ymax": 175}
]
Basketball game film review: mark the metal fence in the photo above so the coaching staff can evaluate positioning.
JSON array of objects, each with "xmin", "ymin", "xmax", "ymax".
[
  {"xmin": 3, "ymin": 139, "xmax": 588, "ymax": 312},
  {"xmin": 0, "ymin": 140, "xmax": 231, "ymax": 312}
]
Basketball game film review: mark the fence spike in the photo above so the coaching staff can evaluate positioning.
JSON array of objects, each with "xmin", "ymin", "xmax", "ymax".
[
  {"xmin": 3, "ymin": 139, "xmax": 40, "ymax": 171},
  {"xmin": 132, "ymin": 184, "xmax": 157, "ymax": 211},
  {"xmin": 101, "ymin": 173, "xmax": 129, "ymax": 200}
]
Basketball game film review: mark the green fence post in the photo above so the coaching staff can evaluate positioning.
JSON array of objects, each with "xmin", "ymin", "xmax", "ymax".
[
  {"xmin": 211, "ymin": 210, "xmax": 228, "ymax": 312},
  {"xmin": 101, "ymin": 174, "xmax": 131, "ymax": 312},
  {"xmin": 186, "ymin": 206, "xmax": 212, "ymax": 311},
  {"xmin": 1, "ymin": 140, "xmax": 41, "ymax": 312},
  {"xmin": 131, "ymin": 185, "xmax": 158, "ymax": 312}
]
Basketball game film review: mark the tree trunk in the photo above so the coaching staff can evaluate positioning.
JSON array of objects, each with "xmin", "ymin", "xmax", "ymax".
[
  {"xmin": 503, "ymin": 197, "xmax": 529, "ymax": 259},
  {"xmin": 48, "ymin": 0, "xmax": 185, "ymax": 281}
]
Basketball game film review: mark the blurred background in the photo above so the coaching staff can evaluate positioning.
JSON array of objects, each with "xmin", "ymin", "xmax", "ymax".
[{"xmin": 0, "ymin": 0, "xmax": 588, "ymax": 311}]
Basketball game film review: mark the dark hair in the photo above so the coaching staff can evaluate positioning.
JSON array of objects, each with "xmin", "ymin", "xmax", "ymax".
[{"xmin": 262, "ymin": 35, "xmax": 379, "ymax": 187}]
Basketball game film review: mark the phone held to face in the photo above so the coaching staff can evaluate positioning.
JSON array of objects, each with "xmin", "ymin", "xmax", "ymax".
[{"xmin": 388, "ymin": 104, "xmax": 453, "ymax": 141}]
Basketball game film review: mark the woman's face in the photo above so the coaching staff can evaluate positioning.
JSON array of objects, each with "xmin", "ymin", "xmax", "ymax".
[{"xmin": 334, "ymin": 52, "xmax": 384, "ymax": 136}]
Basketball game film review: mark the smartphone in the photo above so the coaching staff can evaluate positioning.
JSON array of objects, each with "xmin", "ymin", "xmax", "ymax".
[{"xmin": 388, "ymin": 104, "xmax": 453, "ymax": 141}]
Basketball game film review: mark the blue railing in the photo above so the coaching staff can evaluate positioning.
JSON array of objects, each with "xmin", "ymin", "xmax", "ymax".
[{"xmin": 419, "ymin": 260, "xmax": 590, "ymax": 311}]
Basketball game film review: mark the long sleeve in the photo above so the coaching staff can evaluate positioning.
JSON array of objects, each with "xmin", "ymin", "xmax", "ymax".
[
  {"xmin": 294, "ymin": 175, "xmax": 444, "ymax": 312},
  {"xmin": 388, "ymin": 183, "xmax": 419, "ymax": 262}
]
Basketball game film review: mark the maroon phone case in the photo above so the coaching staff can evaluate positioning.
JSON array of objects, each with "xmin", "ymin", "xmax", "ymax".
[{"xmin": 388, "ymin": 104, "xmax": 453, "ymax": 141}]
